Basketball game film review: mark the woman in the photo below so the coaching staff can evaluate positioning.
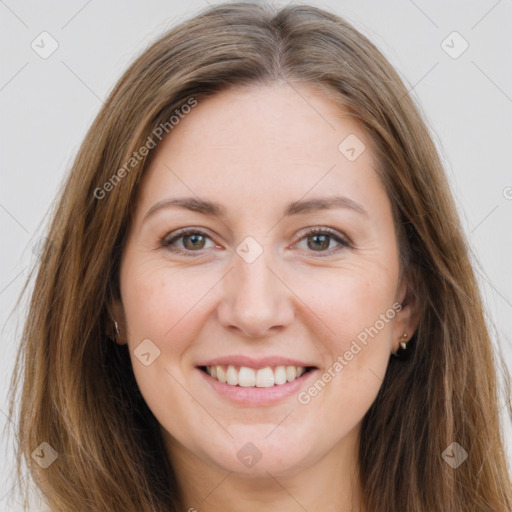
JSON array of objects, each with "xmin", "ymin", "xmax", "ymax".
[{"xmin": 9, "ymin": 2, "xmax": 511, "ymax": 511}]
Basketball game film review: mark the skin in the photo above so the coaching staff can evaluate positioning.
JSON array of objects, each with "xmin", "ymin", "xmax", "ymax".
[{"xmin": 113, "ymin": 82, "xmax": 419, "ymax": 512}]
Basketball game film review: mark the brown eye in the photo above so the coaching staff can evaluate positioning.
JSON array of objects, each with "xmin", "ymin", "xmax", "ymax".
[
  {"xmin": 182, "ymin": 233, "xmax": 207, "ymax": 250},
  {"xmin": 161, "ymin": 229, "xmax": 215, "ymax": 254},
  {"xmin": 307, "ymin": 233, "xmax": 331, "ymax": 251},
  {"xmin": 295, "ymin": 228, "xmax": 350, "ymax": 256}
]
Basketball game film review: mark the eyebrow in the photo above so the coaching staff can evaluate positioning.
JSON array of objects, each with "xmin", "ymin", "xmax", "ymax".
[{"xmin": 144, "ymin": 195, "xmax": 368, "ymax": 221}]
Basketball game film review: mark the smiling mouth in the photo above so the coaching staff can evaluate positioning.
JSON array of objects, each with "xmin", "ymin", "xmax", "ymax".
[{"xmin": 199, "ymin": 365, "xmax": 316, "ymax": 388}]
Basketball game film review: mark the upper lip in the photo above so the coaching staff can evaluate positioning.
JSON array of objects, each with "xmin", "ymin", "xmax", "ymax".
[{"xmin": 197, "ymin": 355, "xmax": 317, "ymax": 370}]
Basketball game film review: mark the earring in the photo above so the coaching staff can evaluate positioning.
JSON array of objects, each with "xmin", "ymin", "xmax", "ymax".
[
  {"xmin": 113, "ymin": 320, "xmax": 120, "ymax": 344},
  {"xmin": 108, "ymin": 320, "xmax": 120, "ymax": 342},
  {"xmin": 392, "ymin": 333, "xmax": 410, "ymax": 358}
]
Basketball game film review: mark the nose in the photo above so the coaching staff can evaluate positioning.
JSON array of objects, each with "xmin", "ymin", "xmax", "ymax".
[{"xmin": 216, "ymin": 243, "xmax": 295, "ymax": 338}]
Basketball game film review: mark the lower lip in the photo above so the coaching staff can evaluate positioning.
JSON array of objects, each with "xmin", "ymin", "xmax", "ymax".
[{"xmin": 197, "ymin": 367, "xmax": 318, "ymax": 406}]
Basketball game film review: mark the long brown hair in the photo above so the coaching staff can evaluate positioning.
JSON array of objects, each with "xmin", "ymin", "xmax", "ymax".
[{"xmin": 8, "ymin": 2, "xmax": 511, "ymax": 511}]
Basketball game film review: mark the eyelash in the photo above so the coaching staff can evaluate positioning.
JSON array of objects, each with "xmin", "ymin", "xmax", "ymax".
[{"xmin": 160, "ymin": 227, "xmax": 351, "ymax": 257}]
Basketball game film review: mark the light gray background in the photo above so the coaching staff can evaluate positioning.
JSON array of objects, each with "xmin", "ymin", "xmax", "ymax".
[{"xmin": 1, "ymin": 0, "xmax": 511, "ymax": 509}]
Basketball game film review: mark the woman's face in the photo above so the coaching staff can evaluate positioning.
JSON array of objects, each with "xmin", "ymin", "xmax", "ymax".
[{"xmin": 115, "ymin": 82, "xmax": 418, "ymax": 478}]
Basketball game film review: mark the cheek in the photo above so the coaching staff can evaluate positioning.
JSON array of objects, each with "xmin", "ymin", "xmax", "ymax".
[
  {"xmin": 292, "ymin": 258, "xmax": 399, "ymax": 350},
  {"xmin": 293, "ymin": 262, "xmax": 398, "ymax": 411},
  {"xmin": 122, "ymin": 261, "xmax": 215, "ymax": 346},
  {"xmin": 118, "ymin": 262, "xmax": 204, "ymax": 399},
  {"xmin": 119, "ymin": 263, "xmax": 215, "ymax": 430}
]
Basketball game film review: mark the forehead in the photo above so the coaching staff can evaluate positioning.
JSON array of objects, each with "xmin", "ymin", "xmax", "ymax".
[
  {"xmin": 153, "ymin": 82, "xmax": 367, "ymax": 164},
  {"xmin": 134, "ymin": 82, "xmax": 388, "ymax": 223}
]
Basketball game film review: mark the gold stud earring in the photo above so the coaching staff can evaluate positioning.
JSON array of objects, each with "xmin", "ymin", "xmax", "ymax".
[{"xmin": 400, "ymin": 333, "xmax": 408, "ymax": 350}]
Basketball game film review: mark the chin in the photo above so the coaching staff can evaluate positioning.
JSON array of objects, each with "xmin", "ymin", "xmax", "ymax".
[{"xmin": 196, "ymin": 429, "xmax": 317, "ymax": 478}]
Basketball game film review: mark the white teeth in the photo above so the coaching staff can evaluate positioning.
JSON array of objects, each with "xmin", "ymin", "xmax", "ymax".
[
  {"xmin": 286, "ymin": 366, "xmax": 297, "ymax": 382},
  {"xmin": 238, "ymin": 367, "xmax": 256, "ymax": 387},
  {"xmin": 226, "ymin": 365, "xmax": 238, "ymax": 386},
  {"xmin": 205, "ymin": 364, "xmax": 309, "ymax": 387},
  {"xmin": 217, "ymin": 366, "xmax": 227, "ymax": 383},
  {"xmin": 256, "ymin": 367, "xmax": 274, "ymax": 388},
  {"xmin": 274, "ymin": 366, "xmax": 287, "ymax": 385}
]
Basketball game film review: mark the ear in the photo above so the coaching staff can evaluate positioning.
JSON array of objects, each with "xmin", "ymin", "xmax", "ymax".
[
  {"xmin": 110, "ymin": 298, "xmax": 128, "ymax": 345},
  {"xmin": 392, "ymin": 274, "xmax": 421, "ymax": 353}
]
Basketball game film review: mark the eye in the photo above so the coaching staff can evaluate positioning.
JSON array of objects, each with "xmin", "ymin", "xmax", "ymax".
[
  {"xmin": 161, "ymin": 228, "xmax": 216, "ymax": 255},
  {"xmin": 160, "ymin": 226, "xmax": 351, "ymax": 257},
  {"xmin": 294, "ymin": 227, "xmax": 351, "ymax": 256}
]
